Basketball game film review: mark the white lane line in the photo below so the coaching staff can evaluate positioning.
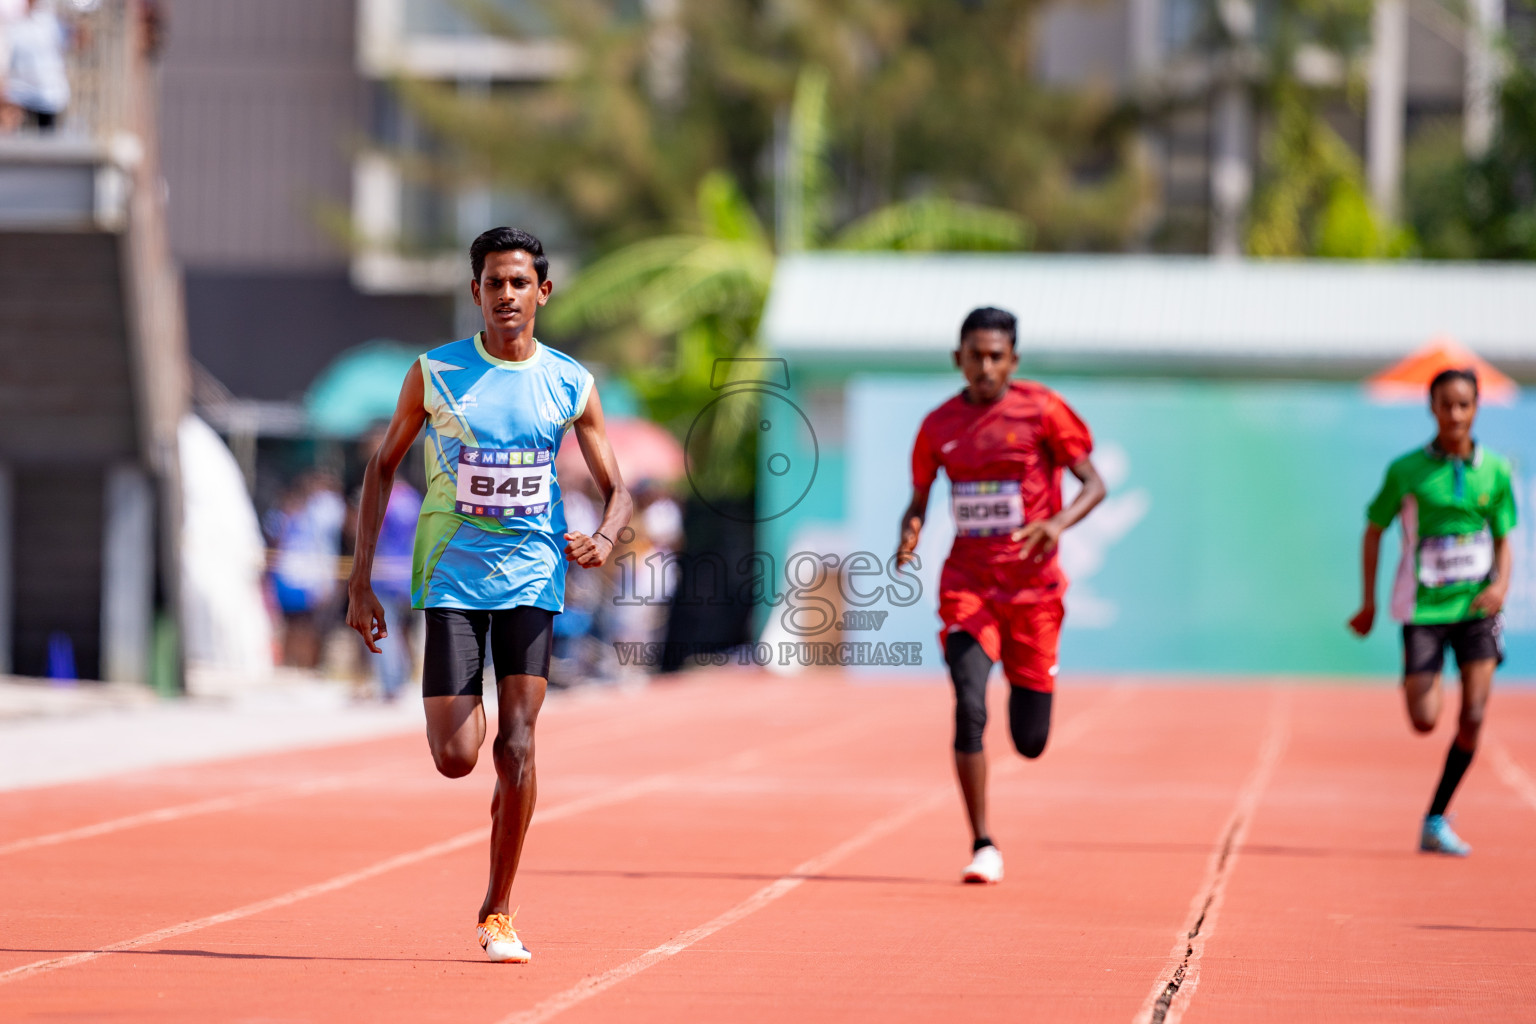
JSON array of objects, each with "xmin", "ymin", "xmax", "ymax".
[
  {"xmin": 0, "ymin": 708, "xmax": 883, "ymax": 987},
  {"xmin": 1134, "ymin": 688, "xmax": 1292, "ymax": 1024},
  {"xmin": 0, "ymin": 681, "xmax": 781, "ymax": 858},
  {"xmin": 495, "ymin": 685, "xmax": 1136, "ymax": 1024},
  {"xmin": 0, "ymin": 771, "xmax": 675, "ymax": 987},
  {"xmin": 499, "ymin": 793, "xmax": 953, "ymax": 1024},
  {"xmin": 0, "ymin": 771, "xmax": 387, "ymax": 858},
  {"xmin": 1486, "ymin": 735, "xmax": 1536, "ymax": 814},
  {"xmin": 0, "ymin": 828, "xmax": 488, "ymax": 985}
]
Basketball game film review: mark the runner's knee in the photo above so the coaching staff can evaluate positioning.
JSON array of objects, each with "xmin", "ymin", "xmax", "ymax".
[
  {"xmin": 1458, "ymin": 701, "xmax": 1486, "ymax": 741},
  {"xmin": 1408, "ymin": 700, "xmax": 1437, "ymax": 732},
  {"xmin": 430, "ymin": 738, "xmax": 478, "ymax": 779},
  {"xmin": 1008, "ymin": 686, "xmax": 1052, "ymax": 759},
  {"xmin": 946, "ymin": 632, "xmax": 992, "ymax": 755},
  {"xmin": 491, "ymin": 728, "xmax": 534, "ymax": 784},
  {"xmin": 1404, "ymin": 674, "xmax": 1439, "ymax": 732}
]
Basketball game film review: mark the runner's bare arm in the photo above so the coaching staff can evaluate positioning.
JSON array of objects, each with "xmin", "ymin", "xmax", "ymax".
[
  {"xmin": 347, "ymin": 365, "xmax": 429, "ymax": 653},
  {"xmin": 896, "ymin": 487, "xmax": 930, "ymax": 569},
  {"xmin": 1015, "ymin": 456, "xmax": 1106, "ymax": 561},
  {"xmin": 1347, "ymin": 523, "xmax": 1385, "ymax": 637},
  {"xmin": 1470, "ymin": 533, "xmax": 1512, "ymax": 616},
  {"xmin": 564, "ymin": 385, "xmax": 632, "ymax": 569}
]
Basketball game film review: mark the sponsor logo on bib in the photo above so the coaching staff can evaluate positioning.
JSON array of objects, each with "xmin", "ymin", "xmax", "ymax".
[{"xmin": 455, "ymin": 447, "xmax": 554, "ymax": 519}]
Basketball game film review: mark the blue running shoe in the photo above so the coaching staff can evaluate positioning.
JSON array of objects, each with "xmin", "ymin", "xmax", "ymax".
[{"xmin": 1420, "ymin": 814, "xmax": 1471, "ymax": 857}]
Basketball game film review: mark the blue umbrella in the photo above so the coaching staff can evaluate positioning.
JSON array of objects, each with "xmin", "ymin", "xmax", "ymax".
[{"xmin": 304, "ymin": 340, "xmax": 423, "ymax": 437}]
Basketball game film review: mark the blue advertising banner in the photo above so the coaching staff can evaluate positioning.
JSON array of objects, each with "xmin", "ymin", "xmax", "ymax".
[{"xmin": 840, "ymin": 377, "xmax": 1536, "ymax": 678}]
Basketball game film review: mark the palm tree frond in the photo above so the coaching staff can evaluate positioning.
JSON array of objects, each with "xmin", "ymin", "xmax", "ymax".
[
  {"xmin": 778, "ymin": 66, "xmax": 832, "ymax": 252},
  {"xmin": 638, "ymin": 239, "xmax": 775, "ymax": 334},
  {"xmin": 544, "ymin": 235, "xmax": 707, "ymax": 332},
  {"xmin": 834, "ymin": 195, "xmax": 1034, "ymax": 251},
  {"xmin": 696, "ymin": 171, "xmax": 768, "ymax": 246}
]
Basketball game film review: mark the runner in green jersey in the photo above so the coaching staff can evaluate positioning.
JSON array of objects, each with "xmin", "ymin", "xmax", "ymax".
[{"xmin": 1349, "ymin": 368, "xmax": 1518, "ymax": 856}]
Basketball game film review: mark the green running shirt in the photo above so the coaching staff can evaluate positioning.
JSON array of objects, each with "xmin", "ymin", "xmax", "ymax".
[{"xmin": 1366, "ymin": 443, "xmax": 1518, "ymax": 624}]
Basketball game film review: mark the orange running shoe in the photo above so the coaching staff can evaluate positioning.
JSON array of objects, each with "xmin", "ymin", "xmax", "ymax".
[{"xmin": 477, "ymin": 912, "xmax": 531, "ymax": 963}]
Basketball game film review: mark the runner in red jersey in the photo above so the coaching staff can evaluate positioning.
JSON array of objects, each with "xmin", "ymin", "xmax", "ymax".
[{"xmin": 896, "ymin": 307, "xmax": 1106, "ymax": 884}]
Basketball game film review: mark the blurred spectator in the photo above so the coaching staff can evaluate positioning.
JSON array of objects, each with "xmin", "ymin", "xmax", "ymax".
[
  {"xmin": 266, "ymin": 471, "xmax": 345, "ymax": 669},
  {"xmin": 0, "ymin": 0, "xmax": 25, "ymax": 127},
  {"xmin": 603, "ymin": 482, "xmax": 680, "ymax": 679},
  {"xmin": 550, "ymin": 479, "xmax": 607, "ymax": 686},
  {"xmin": 361, "ymin": 475, "xmax": 422, "ymax": 701},
  {"xmin": 639, "ymin": 482, "xmax": 683, "ymax": 555},
  {"xmin": 4, "ymin": 0, "xmax": 70, "ymax": 133},
  {"xmin": 138, "ymin": 0, "xmax": 163, "ymax": 60}
]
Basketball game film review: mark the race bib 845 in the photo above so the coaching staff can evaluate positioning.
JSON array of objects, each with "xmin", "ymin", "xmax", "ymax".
[{"xmin": 455, "ymin": 447, "xmax": 552, "ymax": 518}]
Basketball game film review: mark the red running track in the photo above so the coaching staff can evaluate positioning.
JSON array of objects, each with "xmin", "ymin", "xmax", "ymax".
[{"xmin": 2, "ymin": 672, "xmax": 1535, "ymax": 1023}]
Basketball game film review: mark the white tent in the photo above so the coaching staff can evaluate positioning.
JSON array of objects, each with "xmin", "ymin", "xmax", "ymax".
[{"xmin": 179, "ymin": 414, "xmax": 275, "ymax": 689}]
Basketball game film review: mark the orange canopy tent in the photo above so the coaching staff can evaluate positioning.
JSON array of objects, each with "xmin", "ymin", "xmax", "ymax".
[{"xmin": 1366, "ymin": 336, "xmax": 1519, "ymax": 404}]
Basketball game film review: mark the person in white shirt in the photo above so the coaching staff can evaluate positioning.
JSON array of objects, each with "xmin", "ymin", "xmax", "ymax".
[
  {"xmin": 0, "ymin": 0, "xmax": 27, "ymax": 130},
  {"xmin": 5, "ymin": 0, "xmax": 69, "ymax": 131}
]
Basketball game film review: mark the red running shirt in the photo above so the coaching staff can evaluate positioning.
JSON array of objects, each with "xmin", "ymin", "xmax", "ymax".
[{"xmin": 911, "ymin": 380, "xmax": 1093, "ymax": 604}]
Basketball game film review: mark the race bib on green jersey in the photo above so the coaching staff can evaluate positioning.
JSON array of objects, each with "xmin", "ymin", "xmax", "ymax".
[
  {"xmin": 1417, "ymin": 529, "xmax": 1493, "ymax": 589},
  {"xmin": 455, "ymin": 447, "xmax": 553, "ymax": 519},
  {"xmin": 951, "ymin": 481, "xmax": 1024, "ymax": 538}
]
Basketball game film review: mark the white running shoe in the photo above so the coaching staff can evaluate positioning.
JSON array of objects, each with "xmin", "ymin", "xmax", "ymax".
[
  {"xmin": 477, "ymin": 912, "xmax": 532, "ymax": 963},
  {"xmin": 962, "ymin": 844, "xmax": 1004, "ymax": 884}
]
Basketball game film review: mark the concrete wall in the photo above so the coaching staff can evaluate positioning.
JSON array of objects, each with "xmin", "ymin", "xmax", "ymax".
[
  {"xmin": 159, "ymin": 0, "xmax": 362, "ymax": 271},
  {"xmin": 158, "ymin": 0, "xmax": 453, "ymax": 402}
]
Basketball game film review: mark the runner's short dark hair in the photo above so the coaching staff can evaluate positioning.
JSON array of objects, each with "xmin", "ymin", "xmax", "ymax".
[
  {"xmin": 1429, "ymin": 367, "xmax": 1478, "ymax": 401},
  {"xmin": 959, "ymin": 307, "xmax": 1017, "ymax": 349},
  {"xmin": 470, "ymin": 227, "xmax": 549, "ymax": 283}
]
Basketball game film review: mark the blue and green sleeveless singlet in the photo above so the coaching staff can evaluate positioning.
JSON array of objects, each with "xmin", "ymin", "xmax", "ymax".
[{"xmin": 411, "ymin": 334, "xmax": 593, "ymax": 611}]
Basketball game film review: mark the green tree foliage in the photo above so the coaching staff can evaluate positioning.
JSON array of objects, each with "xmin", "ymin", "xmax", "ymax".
[
  {"xmin": 1248, "ymin": 83, "xmax": 1412, "ymax": 258},
  {"xmin": 1234, "ymin": 0, "xmax": 1411, "ymax": 257},
  {"xmin": 401, "ymin": 0, "xmax": 1148, "ymax": 254},
  {"xmin": 399, "ymin": 3, "xmax": 1132, "ymax": 496},
  {"xmin": 541, "ymin": 68, "xmax": 1032, "ymax": 498},
  {"xmin": 1406, "ymin": 52, "xmax": 1536, "ymax": 260}
]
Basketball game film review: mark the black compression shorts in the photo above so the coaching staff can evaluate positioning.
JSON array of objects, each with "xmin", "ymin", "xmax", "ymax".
[
  {"xmin": 1402, "ymin": 614, "xmax": 1505, "ymax": 676},
  {"xmin": 421, "ymin": 607, "xmax": 555, "ymax": 697}
]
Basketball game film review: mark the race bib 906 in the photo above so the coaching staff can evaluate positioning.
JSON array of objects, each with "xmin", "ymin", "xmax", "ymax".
[
  {"xmin": 1418, "ymin": 529, "xmax": 1494, "ymax": 588},
  {"xmin": 951, "ymin": 480, "xmax": 1024, "ymax": 538},
  {"xmin": 455, "ymin": 447, "xmax": 552, "ymax": 519}
]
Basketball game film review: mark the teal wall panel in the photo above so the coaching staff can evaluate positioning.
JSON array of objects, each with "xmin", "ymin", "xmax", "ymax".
[{"xmin": 816, "ymin": 376, "xmax": 1536, "ymax": 678}]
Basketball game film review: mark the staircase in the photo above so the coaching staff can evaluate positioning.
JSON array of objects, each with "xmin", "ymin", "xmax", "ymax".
[{"xmin": 0, "ymin": 0, "xmax": 188, "ymax": 685}]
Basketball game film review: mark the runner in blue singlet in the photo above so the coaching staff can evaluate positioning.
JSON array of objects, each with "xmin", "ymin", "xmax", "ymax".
[{"xmin": 347, "ymin": 228, "xmax": 632, "ymax": 963}]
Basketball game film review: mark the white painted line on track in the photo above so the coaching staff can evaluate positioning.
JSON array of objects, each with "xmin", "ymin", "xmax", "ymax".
[
  {"xmin": 0, "ymin": 771, "xmax": 676, "ymax": 987},
  {"xmin": 499, "ymin": 793, "xmax": 954, "ymax": 1024},
  {"xmin": 0, "ymin": 770, "xmax": 387, "ymax": 858},
  {"xmin": 0, "ymin": 699, "xmax": 424, "ymax": 793},
  {"xmin": 0, "ymin": 689, "xmax": 773, "ymax": 858},
  {"xmin": 494, "ymin": 685, "xmax": 1135, "ymax": 1024},
  {"xmin": 1135, "ymin": 688, "xmax": 1292, "ymax": 1024},
  {"xmin": 1487, "ymin": 735, "xmax": 1536, "ymax": 815},
  {"xmin": 0, "ymin": 680, "xmax": 784, "ymax": 854},
  {"xmin": 0, "ymin": 706, "xmax": 896, "ymax": 988}
]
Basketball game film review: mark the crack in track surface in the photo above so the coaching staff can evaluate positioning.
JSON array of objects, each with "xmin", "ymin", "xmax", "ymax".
[
  {"xmin": 1149, "ymin": 815, "xmax": 1243, "ymax": 1022},
  {"xmin": 1139, "ymin": 690, "xmax": 1291, "ymax": 1024}
]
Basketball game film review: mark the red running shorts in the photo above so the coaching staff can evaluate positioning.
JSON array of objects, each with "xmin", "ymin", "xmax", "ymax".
[{"xmin": 938, "ymin": 592, "xmax": 1063, "ymax": 693}]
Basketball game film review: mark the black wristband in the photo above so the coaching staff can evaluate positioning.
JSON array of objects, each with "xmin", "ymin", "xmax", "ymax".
[{"xmin": 594, "ymin": 530, "xmax": 613, "ymax": 546}]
